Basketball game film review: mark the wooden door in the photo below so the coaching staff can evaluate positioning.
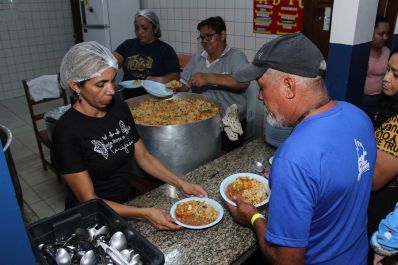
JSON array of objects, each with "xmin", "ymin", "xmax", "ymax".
[{"xmin": 302, "ymin": 0, "xmax": 333, "ymax": 60}]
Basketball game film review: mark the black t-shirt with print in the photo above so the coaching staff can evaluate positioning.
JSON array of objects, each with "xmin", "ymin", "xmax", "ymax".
[
  {"xmin": 52, "ymin": 99, "xmax": 140, "ymax": 207},
  {"xmin": 115, "ymin": 38, "xmax": 180, "ymax": 81}
]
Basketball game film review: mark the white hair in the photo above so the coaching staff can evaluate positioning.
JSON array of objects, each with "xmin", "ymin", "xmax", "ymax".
[{"xmin": 264, "ymin": 68, "xmax": 327, "ymax": 98}]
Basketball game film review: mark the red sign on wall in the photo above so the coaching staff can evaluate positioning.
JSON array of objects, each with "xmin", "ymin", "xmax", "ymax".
[{"xmin": 253, "ymin": 0, "xmax": 304, "ymax": 35}]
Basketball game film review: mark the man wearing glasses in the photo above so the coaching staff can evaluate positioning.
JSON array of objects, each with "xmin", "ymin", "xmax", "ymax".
[{"xmin": 180, "ymin": 16, "xmax": 250, "ymax": 152}]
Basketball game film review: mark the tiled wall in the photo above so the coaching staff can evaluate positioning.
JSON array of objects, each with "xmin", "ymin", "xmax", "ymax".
[
  {"xmin": 141, "ymin": 0, "xmax": 276, "ymax": 137},
  {"xmin": 0, "ymin": 0, "xmax": 74, "ymax": 100}
]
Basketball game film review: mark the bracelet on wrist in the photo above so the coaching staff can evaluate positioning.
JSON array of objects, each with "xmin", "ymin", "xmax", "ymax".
[{"xmin": 250, "ymin": 213, "xmax": 265, "ymax": 226}]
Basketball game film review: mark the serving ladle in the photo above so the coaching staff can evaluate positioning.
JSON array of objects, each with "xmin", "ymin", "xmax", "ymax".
[{"xmin": 252, "ymin": 160, "xmax": 266, "ymax": 174}]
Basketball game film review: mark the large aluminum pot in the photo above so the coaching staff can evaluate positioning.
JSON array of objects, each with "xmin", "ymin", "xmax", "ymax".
[{"xmin": 126, "ymin": 92, "xmax": 222, "ymax": 176}]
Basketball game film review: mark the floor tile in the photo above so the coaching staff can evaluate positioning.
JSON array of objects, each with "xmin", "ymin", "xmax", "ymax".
[
  {"xmin": 29, "ymin": 201, "xmax": 56, "ymax": 219},
  {"xmin": 0, "ymin": 112, "xmax": 26, "ymax": 130},
  {"xmin": 45, "ymin": 194, "xmax": 66, "ymax": 214},
  {"xmin": 2, "ymin": 98, "xmax": 29, "ymax": 115},
  {"xmin": 19, "ymin": 177, "xmax": 29, "ymax": 189},
  {"xmin": 21, "ymin": 186, "xmax": 42, "ymax": 205},
  {"xmin": 19, "ymin": 165, "xmax": 56, "ymax": 186},
  {"xmin": 9, "ymin": 138, "xmax": 36, "ymax": 161},
  {"xmin": 32, "ymin": 178, "xmax": 66, "ymax": 201}
]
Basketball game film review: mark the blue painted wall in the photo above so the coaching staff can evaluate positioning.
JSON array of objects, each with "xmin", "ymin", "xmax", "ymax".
[
  {"xmin": 326, "ymin": 42, "xmax": 371, "ymax": 106},
  {"xmin": 0, "ymin": 144, "xmax": 35, "ymax": 264}
]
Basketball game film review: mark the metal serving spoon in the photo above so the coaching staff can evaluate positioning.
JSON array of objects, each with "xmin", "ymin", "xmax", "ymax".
[
  {"xmin": 80, "ymin": 250, "xmax": 95, "ymax": 265},
  {"xmin": 55, "ymin": 248, "xmax": 71, "ymax": 265},
  {"xmin": 252, "ymin": 160, "xmax": 266, "ymax": 174},
  {"xmin": 109, "ymin": 232, "xmax": 127, "ymax": 252}
]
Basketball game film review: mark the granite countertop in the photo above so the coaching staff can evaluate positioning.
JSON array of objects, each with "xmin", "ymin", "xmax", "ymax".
[{"xmin": 126, "ymin": 138, "xmax": 275, "ymax": 265}]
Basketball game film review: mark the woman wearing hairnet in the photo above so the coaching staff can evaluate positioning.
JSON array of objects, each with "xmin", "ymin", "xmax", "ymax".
[
  {"xmin": 52, "ymin": 41, "xmax": 207, "ymax": 230},
  {"xmin": 113, "ymin": 9, "xmax": 180, "ymax": 99}
]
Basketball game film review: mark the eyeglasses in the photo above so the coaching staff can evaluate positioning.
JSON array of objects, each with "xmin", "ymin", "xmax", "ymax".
[{"xmin": 196, "ymin": 32, "xmax": 219, "ymax": 42}]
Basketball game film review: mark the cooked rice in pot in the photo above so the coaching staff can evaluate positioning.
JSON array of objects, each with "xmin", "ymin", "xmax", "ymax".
[{"xmin": 130, "ymin": 98, "xmax": 219, "ymax": 126}]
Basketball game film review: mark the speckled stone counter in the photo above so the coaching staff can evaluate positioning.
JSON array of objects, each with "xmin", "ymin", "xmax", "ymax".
[{"xmin": 126, "ymin": 138, "xmax": 275, "ymax": 265}]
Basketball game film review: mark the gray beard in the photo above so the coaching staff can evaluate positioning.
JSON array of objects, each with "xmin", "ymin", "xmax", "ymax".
[{"xmin": 265, "ymin": 107, "xmax": 285, "ymax": 127}]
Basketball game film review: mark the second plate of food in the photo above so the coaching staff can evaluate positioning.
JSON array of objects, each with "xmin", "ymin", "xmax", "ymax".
[
  {"xmin": 170, "ymin": 197, "xmax": 224, "ymax": 229},
  {"xmin": 220, "ymin": 173, "xmax": 270, "ymax": 208}
]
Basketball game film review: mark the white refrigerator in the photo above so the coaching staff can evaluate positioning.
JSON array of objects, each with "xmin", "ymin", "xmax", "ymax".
[{"xmin": 80, "ymin": 0, "xmax": 140, "ymax": 80}]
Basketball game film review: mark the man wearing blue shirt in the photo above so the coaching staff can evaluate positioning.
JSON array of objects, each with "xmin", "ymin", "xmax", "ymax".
[{"xmin": 227, "ymin": 33, "xmax": 377, "ymax": 265}]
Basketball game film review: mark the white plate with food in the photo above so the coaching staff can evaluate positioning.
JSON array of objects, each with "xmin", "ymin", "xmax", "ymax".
[
  {"xmin": 119, "ymin": 80, "xmax": 142, "ymax": 89},
  {"xmin": 170, "ymin": 197, "xmax": 224, "ymax": 229},
  {"xmin": 220, "ymin": 173, "xmax": 270, "ymax": 208},
  {"xmin": 142, "ymin": 80, "xmax": 173, "ymax": 97}
]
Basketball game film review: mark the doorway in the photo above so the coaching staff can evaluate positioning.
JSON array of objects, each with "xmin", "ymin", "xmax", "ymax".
[
  {"xmin": 302, "ymin": 0, "xmax": 333, "ymax": 60},
  {"xmin": 378, "ymin": 0, "xmax": 398, "ymax": 49},
  {"xmin": 70, "ymin": 0, "xmax": 83, "ymax": 44}
]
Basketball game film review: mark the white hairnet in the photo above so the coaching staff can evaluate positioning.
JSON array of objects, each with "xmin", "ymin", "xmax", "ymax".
[
  {"xmin": 59, "ymin": 41, "xmax": 118, "ymax": 89},
  {"xmin": 135, "ymin": 9, "xmax": 161, "ymax": 38}
]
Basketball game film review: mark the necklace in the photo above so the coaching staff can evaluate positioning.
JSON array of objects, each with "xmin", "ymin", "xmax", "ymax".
[{"xmin": 296, "ymin": 97, "xmax": 331, "ymax": 123}]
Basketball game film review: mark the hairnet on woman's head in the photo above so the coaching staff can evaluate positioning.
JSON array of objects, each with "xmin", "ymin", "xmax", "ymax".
[
  {"xmin": 59, "ymin": 41, "xmax": 118, "ymax": 89},
  {"xmin": 135, "ymin": 9, "xmax": 161, "ymax": 38}
]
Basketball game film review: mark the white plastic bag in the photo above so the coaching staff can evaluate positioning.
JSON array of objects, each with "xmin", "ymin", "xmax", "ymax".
[
  {"xmin": 27, "ymin": 75, "xmax": 60, "ymax": 101},
  {"xmin": 222, "ymin": 104, "xmax": 243, "ymax": 141}
]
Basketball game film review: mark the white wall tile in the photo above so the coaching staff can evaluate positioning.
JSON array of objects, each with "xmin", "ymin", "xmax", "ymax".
[
  {"xmin": 235, "ymin": 0, "xmax": 245, "ymax": 9},
  {"xmin": 224, "ymin": 9, "xmax": 235, "ymax": 22},
  {"xmin": 235, "ymin": 9, "xmax": 246, "ymax": 22},
  {"xmin": 198, "ymin": 8, "xmax": 207, "ymax": 20},
  {"xmin": 235, "ymin": 22, "xmax": 245, "ymax": 36},
  {"xmin": 245, "ymin": 0, "xmax": 253, "ymax": 9},
  {"xmin": 245, "ymin": 22, "xmax": 254, "ymax": 37},
  {"xmin": 198, "ymin": 0, "xmax": 207, "ymax": 8},
  {"xmin": 182, "ymin": 31, "xmax": 191, "ymax": 42},
  {"xmin": 175, "ymin": 0, "xmax": 183, "ymax": 8},
  {"xmin": 182, "ymin": 9, "xmax": 190, "ymax": 20},
  {"xmin": 216, "ymin": 0, "xmax": 225, "ymax": 9},
  {"xmin": 189, "ymin": 8, "xmax": 198, "ymax": 20},
  {"xmin": 206, "ymin": 8, "xmax": 216, "ymax": 18},
  {"xmin": 182, "ymin": 0, "xmax": 190, "ymax": 8},
  {"xmin": 175, "ymin": 8, "xmax": 182, "ymax": 19},
  {"xmin": 182, "ymin": 21, "xmax": 191, "ymax": 32},
  {"xmin": 226, "ymin": 21, "xmax": 235, "ymax": 35},
  {"xmin": 189, "ymin": 0, "xmax": 198, "ymax": 9},
  {"xmin": 235, "ymin": 36, "xmax": 245, "ymax": 49},
  {"xmin": 214, "ymin": 9, "xmax": 225, "ymax": 18},
  {"xmin": 160, "ymin": 0, "xmax": 167, "ymax": 9},
  {"xmin": 176, "ymin": 31, "xmax": 183, "ymax": 42},
  {"xmin": 245, "ymin": 50, "xmax": 256, "ymax": 62},
  {"xmin": 167, "ymin": 8, "xmax": 175, "ymax": 19},
  {"xmin": 206, "ymin": 0, "xmax": 216, "ymax": 9},
  {"xmin": 244, "ymin": 36, "xmax": 255, "ymax": 50},
  {"xmin": 183, "ymin": 43, "xmax": 191, "ymax": 53}
]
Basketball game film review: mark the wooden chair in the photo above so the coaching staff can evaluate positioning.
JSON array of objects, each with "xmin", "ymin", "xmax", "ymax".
[
  {"xmin": 22, "ymin": 78, "xmax": 68, "ymax": 183},
  {"xmin": 177, "ymin": 54, "xmax": 192, "ymax": 72}
]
